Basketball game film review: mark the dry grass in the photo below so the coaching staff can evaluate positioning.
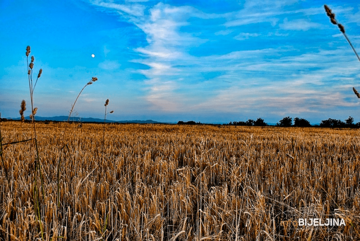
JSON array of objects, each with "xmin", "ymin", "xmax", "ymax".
[{"xmin": 0, "ymin": 122, "xmax": 359, "ymax": 240}]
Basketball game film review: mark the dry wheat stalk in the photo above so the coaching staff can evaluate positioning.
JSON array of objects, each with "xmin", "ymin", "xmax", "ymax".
[
  {"xmin": 324, "ymin": 4, "xmax": 360, "ymax": 98},
  {"xmin": 67, "ymin": 77, "xmax": 98, "ymax": 122}
]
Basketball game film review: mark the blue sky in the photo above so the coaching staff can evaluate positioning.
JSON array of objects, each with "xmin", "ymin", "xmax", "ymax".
[{"xmin": 1, "ymin": 0, "xmax": 360, "ymax": 124}]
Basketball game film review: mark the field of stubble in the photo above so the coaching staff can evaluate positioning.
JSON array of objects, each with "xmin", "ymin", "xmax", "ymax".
[{"xmin": 0, "ymin": 121, "xmax": 359, "ymax": 240}]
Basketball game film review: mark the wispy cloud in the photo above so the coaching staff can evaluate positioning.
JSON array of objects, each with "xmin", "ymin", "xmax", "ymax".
[
  {"xmin": 90, "ymin": 0, "xmax": 146, "ymax": 16},
  {"xmin": 280, "ymin": 18, "xmax": 321, "ymax": 31},
  {"xmin": 98, "ymin": 60, "xmax": 120, "ymax": 70},
  {"xmin": 234, "ymin": 32, "xmax": 260, "ymax": 40}
]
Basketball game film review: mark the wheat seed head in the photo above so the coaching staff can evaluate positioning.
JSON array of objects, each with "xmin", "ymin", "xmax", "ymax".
[
  {"xmin": 21, "ymin": 100, "xmax": 26, "ymax": 112},
  {"xmin": 105, "ymin": 99, "xmax": 109, "ymax": 107},
  {"xmin": 324, "ymin": 5, "xmax": 331, "ymax": 14},
  {"xmin": 29, "ymin": 63, "xmax": 34, "ymax": 69},
  {"xmin": 37, "ymin": 69, "xmax": 43, "ymax": 78},
  {"xmin": 338, "ymin": 24, "xmax": 345, "ymax": 33},
  {"xmin": 324, "ymin": 5, "xmax": 337, "ymax": 25},
  {"xmin": 87, "ymin": 81, "xmax": 93, "ymax": 85},
  {"xmin": 32, "ymin": 107, "xmax": 38, "ymax": 116},
  {"xmin": 31, "ymin": 56, "xmax": 35, "ymax": 63},
  {"xmin": 353, "ymin": 87, "xmax": 360, "ymax": 98},
  {"xmin": 110, "ymin": 110, "xmax": 114, "ymax": 114},
  {"xmin": 26, "ymin": 46, "xmax": 30, "ymax": 56},
  {"xmin": 92, "ymin": 77, "xmax": 98, "ymax": 82}
]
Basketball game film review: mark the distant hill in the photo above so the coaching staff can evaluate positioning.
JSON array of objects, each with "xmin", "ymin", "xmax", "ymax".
[{"xmin": 7, "ymin": 116, "xmax": 166, "ymax": 124}]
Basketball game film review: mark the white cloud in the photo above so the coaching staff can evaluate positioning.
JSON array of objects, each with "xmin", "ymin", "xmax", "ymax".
[
  {"xmin": 214, "ymin": 29, "xmax": 233, "ymax": 35},
  {"xmin": 234, "ymin": 32, "xmax": 260, "ymax": 40},
  {"xmin": 280, "ymin": 18, "xmax": 321, "ymax": 31},
  {"xmin": 125, "ymin": 0, "xmax": 148, "ymax": 2},
  {"xmin": 90, "ymin": 0, "xmax": 145, "ymax": 17},
  {"xmin": 98, "ymin": 60, "xmax": 120, "ymax": 70}
]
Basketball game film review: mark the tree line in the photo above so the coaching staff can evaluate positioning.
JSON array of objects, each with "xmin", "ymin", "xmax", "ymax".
[{"xmin": 178, "ymin": 116, "xmax": 360, "ymax": 127}]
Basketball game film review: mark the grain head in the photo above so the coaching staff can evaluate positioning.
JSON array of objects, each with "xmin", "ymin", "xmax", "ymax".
[
  {"xmin": 37, "ymin": 69, "xmax": 43, "ymax": 78},
  {"xmin": 338, "ymin": 24, "xmax": 345, "ymax": 33},
  {"xmin": 32, "ymin": 107, "xmax": 38, "ymax": 116},
  {"xmin": 353, "ymin": 87, "xmax": 360, "ymax": 98},
  {"xmin": 21, "ymin": 100, "xmax": 26, "ymax": 112},
  {"xmin": 26, "ymin": 46, "xmax": 30, "ymax": 56}
]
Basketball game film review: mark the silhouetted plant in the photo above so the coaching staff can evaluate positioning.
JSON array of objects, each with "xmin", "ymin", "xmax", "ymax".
[{"xmin": 294, "ymin": 117, "xmax": 311, "ymax": 127}]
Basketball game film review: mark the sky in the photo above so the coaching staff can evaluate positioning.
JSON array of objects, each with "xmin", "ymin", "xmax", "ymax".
[{"xmin": 1, "ymin": 0, "xmax": 360, "ymax": 124}]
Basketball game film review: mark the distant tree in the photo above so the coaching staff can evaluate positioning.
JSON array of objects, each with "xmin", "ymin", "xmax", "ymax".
[
  {"xmin": 237, "ymin": 121, "xmax": 247, "ymax": 126},
  {"xmin": 320, "ymin": 118, "xmax": 345, "ymax": 128},
  {"xmin": 320, "ymin": 118, "xmax": 331, "ymax": 127},
  {"xmin": 177, "ymin": 121, "xmax": 185, "ymax": 125},
  {"xmin": 277, "ymin": 116, "xmax": 292, "ymax": 127},
  {"xmin": 254, "ymin": 118, "xmax": 267, "ymax": 126},
  {"xmin": 187, "ymin": 121, "xmax": 196, "ymax": 125},
  {"xmin": 229, "ymin": 121, "xmax": 233, "ymax": 125},
  {"xmin": 294, "ymin": 117, "xmax": 311, "ymax": 127},
  {"xmin": 246, "ymin": 119, "xmax": 255, "ymax": 126},
  {"xmin": 345, "ymin": 116, "xmax": 354, "ymax": 127}
]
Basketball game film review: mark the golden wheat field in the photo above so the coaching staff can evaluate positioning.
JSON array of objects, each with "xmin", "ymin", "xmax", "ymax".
[{"xmin": 0, "ymin": 121, "xmax": 360, "ymax": 240}]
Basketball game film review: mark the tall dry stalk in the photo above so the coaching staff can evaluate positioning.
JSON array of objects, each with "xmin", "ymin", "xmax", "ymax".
[
  {"xmin": 324, "ymin": 5, "xmax": 360, "ymax": 98},
  {"xmin": 67, "ymin": 77, "xmax": 98, "ymax": 122},
  {"xmin": 102, "ymin": 99, "xmax": 113, "ymax": 162},
  {"xmin": 57, "ymin": 77, "xmax": 98, "ymax": 209},
  {"xmin": 26, "ymin": 45, "xmax": 45, "ymax": 240}
]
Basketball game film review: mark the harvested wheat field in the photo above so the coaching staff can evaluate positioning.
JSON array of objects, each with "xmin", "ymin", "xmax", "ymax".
[{"xmin": 1, "ymin": 121, "xmax": 360, "ymax": 240}]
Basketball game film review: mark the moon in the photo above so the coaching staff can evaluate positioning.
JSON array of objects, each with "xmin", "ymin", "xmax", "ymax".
[{"xmin": 91, "ymin": 54, "xmax": 95, "ymax": 58}]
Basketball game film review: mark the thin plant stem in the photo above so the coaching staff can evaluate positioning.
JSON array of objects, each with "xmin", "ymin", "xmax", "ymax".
[
  {"xmin": 68, "ymin": 83, "xmax": 90, "ymax": 122},
  {"xmin": 342, "ymin": 32, "xmax": 360, "ymax": 62},
  {"xmin": 27, "ymin": 51, "xmax": 45, "ymax": 240}
]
